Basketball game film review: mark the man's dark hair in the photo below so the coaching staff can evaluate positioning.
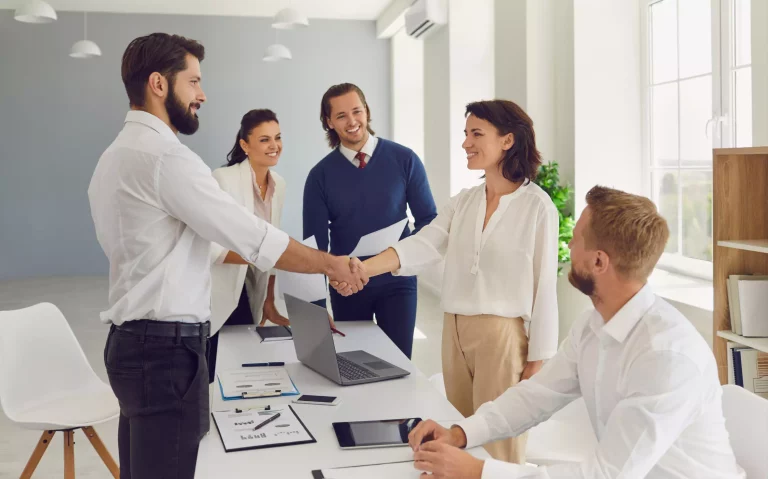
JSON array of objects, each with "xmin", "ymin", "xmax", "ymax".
[{"xmin": 121, "ymin": 33, "xmax": 205, "ymax": 107}]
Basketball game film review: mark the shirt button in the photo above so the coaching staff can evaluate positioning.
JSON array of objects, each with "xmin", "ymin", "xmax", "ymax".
[{"xmin": 250, "ymin": 254, "xmax": 258, "ymax": 262}]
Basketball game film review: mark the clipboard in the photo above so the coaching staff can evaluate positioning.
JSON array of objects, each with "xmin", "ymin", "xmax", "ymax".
[
  {"xmin": 211, "ymin": 405, "xmax": 316, "ymax": 452},
  {"xmin": 217, "ymin": 376, "xmax": 301, "ymax": 400}
]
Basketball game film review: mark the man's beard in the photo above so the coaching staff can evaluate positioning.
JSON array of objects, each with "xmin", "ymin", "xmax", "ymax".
[
  {"xmin": 166, "ymin": 85, "xmax": 200, "ymax": 135},
  {"xmin": 568, "ymin": 265, "xmax": 596, "ymax": 297}
]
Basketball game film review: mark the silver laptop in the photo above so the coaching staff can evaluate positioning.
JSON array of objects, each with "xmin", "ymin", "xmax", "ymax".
[{"xmin": 284, "ymin": 294, "xmax": 410, "ymax": 386}]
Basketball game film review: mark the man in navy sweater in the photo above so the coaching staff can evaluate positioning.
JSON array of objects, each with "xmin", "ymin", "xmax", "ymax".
[{"xmin": 303, "ymin": 83, "xmax": 437, "ymax": 359}]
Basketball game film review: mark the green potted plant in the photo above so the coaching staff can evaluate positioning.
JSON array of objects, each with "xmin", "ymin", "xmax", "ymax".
[{"xmin": 534, "ymin": 162, "xmax": 575, "ymax": 275}]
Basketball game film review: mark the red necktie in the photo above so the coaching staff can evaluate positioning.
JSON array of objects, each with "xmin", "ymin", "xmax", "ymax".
[{"xmin": 355, "ymin": 151, "xmax": 367, "ymax": 169}]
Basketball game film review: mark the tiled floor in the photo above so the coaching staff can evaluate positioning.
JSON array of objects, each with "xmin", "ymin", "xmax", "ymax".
[{"xmin": 0, "ymin": 276, "xmax": 445, "ymax": 478}]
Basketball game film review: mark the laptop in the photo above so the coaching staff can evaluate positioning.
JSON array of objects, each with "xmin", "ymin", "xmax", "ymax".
[{"xmin": 284, "ymin": 294, "xmax": 410, "ymax": 386}]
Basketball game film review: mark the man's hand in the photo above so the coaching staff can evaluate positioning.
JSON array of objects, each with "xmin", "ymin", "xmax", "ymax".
[
  {"xmin": 521, "ymin": 360, "xmax": 543, "ymax": 381},
  {"xmin": 327, "ymin": 312, "xmax": 337, "ymax": 330},
  {"xmin": 408, "ymin": 420, "xmax": 466, "ymax": 451},
  {"xmin": 260, "ymin": 300, "xmax": 290, "ymax": 327},
  {"xmin": 413, "ymin": 441, "xmax": 484, "ymax": 479},
  {"xmin": 327, "ymin": 257, "xmax": 368, "ymax": 296}
]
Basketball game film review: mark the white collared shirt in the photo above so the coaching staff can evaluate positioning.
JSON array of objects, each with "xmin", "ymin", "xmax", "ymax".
[
  {"xmin": 392, "ymin": 182, "xmax": 560, "ymax": 361},
  {"xmin": 88, "ymin": 111, "xmax": 289, "ymax": 325},
  {"xmin": 339, "ymin": 134, "xmax": 378, "ymax": 167},
  {"xmin": 457, "ymin": 285, "xmax": 744, "ymax": 479}
]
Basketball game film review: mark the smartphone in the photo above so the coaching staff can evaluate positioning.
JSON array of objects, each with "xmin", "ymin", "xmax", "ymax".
[{"xmin": 293, "ymin": 394, "xmax": 341, "ymax": 406}]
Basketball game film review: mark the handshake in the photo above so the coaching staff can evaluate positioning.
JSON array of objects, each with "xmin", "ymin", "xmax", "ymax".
[{"xmin": 326, "ymin": 256, "xmax": 369, "ymax": 297}]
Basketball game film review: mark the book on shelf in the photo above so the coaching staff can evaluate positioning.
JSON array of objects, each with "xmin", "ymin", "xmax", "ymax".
[
  {"xmin": 730, "ymin": 346, "xmax": 768, "ymax": 399},
  {"xmin": 727, "ymin": 274, "xmax": 768, "ymax": 336}
]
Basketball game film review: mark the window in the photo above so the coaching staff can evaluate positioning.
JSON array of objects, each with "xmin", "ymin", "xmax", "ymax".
[{"xmin": 642, "ymin": 0, "xmax": 752, "ymax": 279}]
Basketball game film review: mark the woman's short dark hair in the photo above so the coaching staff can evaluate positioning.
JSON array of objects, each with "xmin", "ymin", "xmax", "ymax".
[
  {"xmin": 465, "ymin": 99, "xmax": 541, "ymax": 184},
  {"xmin": 121, "ymin": 33, "xmax": 205, "ymax": 107},
  {"xmin": 319, "ymin": 83, "xmax": 375, "ymax": 149},
  {"xmin": 226, "ymin": 109, "xmax": 279, "ymax": 166}
]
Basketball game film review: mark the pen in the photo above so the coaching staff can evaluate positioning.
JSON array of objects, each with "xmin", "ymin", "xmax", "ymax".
[
  {"xmin": 242, "ymin": 362, "xmax": 285, "ymax": 367},
  {"xmin": 330, "ymin": 327, "xmax": 346, "ymax": 337},
  {"xmin": 254, "ymin": 412, "xmax": 282, "ymax": 431}
]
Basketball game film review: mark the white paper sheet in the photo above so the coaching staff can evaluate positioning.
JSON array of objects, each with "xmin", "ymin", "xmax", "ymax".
[
  {"xmin": 276, "ymin": 236, "xmax": 327, "ymax": 302},
  {"xmin": 217, "ymin": 367, "xmax": 298, "ymax": 399},
  {"xmin": 212, "ymin": 406, "xmax": 314, "ymax": 452},
  {"xmin": 349, "ymin": 218, "xmax": 409, "ymax": 257},
  {"xmin": 318, "ymin": 461, "xmax": 419, "ymax": 479}
]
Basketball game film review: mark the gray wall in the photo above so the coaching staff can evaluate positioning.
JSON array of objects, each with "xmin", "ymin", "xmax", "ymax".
[{"xmin": 0, "ymin": 10, "xmax": 391, "ymax": 280}]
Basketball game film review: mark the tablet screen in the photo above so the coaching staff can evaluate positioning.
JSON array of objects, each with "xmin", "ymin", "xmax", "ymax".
[{"xmin": 332, "ymin": 418, "xmax": 423, "ymax": 448}]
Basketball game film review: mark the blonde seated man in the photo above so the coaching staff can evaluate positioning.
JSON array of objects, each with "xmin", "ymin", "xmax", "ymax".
[{"xmin": 407, "ymin": 186, "xmax": 744, "ymax": 479}]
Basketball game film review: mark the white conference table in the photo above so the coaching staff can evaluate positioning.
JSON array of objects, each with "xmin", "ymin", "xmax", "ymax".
[{"xmin": 195, "ymin": 322, "xmax": 489, "ymax": 478}]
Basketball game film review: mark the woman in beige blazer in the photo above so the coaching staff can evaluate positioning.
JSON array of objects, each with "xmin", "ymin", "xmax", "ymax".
[{"xmin": 207, "ymin": 109, "xmax": 287, "ymax": 381}]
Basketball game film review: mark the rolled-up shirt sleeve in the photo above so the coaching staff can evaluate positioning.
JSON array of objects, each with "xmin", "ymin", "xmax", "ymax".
[{"xmin": 156, "ymin": 147, "xmax": 289, "ymax": 271}]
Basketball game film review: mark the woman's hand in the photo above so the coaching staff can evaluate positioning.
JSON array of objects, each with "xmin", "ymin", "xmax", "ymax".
[{"xmin": 261, "ymin": 300, "xmax": 290, "ymax": 326}]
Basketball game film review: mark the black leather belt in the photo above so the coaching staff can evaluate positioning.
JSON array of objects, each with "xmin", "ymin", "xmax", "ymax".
[{"xmin": 116, "ymin": 319, "xmax": 210, "ymax": 338}]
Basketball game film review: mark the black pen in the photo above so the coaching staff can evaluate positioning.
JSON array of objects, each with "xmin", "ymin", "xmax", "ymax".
[
  {"xmin": 242, "ymin": 362, "xmax": 285, "ymax": 367},
  {"xmin": 254, "ymin": 412, "xmax": 281, "ymax": 431}
]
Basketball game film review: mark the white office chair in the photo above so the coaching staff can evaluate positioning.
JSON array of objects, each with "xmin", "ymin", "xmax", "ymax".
[
  {"xmin": 0, "ymin": 302, "xmax": 120, "ymax": 478},
  {"xmin": 722, "ymin": 384, "xmax": 768, "ymax": 478}
]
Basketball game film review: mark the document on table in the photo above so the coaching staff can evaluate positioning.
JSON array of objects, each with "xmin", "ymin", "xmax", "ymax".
[
  {"xmin": 349, "ymin": 218, "xmax": 409, "ymax": 257},
  {"xmin": 217, "ymin": 367, "xmax": 298, "ymax": 400},
  {"xmin": 276, "ymin": 236, "xmax": 327, "ymax": 302},
  {"xmin": 211, "ymin": 405, "xmax": 315, "ymax": 452},
  {"xmin": 312, "ymin": 461, "xmax": 419, "ymax": 479}
]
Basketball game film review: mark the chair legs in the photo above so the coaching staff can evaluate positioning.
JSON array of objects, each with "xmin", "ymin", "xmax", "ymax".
[
  {"xmin": 63, "ymin": 431, "xmax": 75, "ymax": 479},
  {"xmin": 20, "ymin": 430, "xmax": 55, "ymax": 479},
  {"xmin": 18, "ymin": 426, "xmax": 119, "ymax": 479},
  {"xmin": 81, "ymin": 426, "xmax": 119, "ymax": 478}
]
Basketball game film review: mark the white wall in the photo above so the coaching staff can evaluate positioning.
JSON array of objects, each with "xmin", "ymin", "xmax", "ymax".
[
  {"xmin": 392, "ymin": 28, "xmax": 425, "ymax": 161},
  {"xmin": 573, "ymin": 0, "xmax": 643, "ymax": 213},
  {"xmin": 447, "ymin": 0, "xmax": 495, "ymax": 197},
  {"xmin": 494, "ymin": 0, "xmax": 527, "ymax": 107},
  {"xmin": 424, "ymin": 25, "xmax": 452, "ymax": 209}
]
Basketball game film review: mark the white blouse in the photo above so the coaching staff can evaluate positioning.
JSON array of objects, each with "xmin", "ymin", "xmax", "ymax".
[{"xmin": 392, "ymin": 182, "xmax": 560, "ymax": 361}]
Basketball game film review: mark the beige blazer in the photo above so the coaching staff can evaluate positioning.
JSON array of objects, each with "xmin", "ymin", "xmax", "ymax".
[{"xmin": 209, "ymin": 160, "xmax": 286, "ymax": 333}]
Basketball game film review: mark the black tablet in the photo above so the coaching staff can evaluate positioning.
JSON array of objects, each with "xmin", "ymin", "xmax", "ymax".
[{"xmin": 332, "ymin": 418, "xmax": 422, "ymax": 449}]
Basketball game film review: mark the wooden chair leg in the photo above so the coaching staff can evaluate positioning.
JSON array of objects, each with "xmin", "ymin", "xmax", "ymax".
[
  {"xmin": 63, "ymin": 430, "xmax": 75, "ymax": 479},
  {"xmin": 20, "ymin": 430, "xmax": 55, "ymax": 479},
  {"xmin": 81, "ymin": 426, "xmax": 119, "ymax": 478}
]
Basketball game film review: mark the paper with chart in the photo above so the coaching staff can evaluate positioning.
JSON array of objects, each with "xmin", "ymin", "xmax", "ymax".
[
  {"xmin": 217, "ymin": 367, "xmax": 298, "ymax": 399},
  {"xmin": 349, "ymin": 218, "xmax": 409, "ymax": 257},
  {"xmin": 315, "ymin": 461, "xmax": 419, "ymax": 478},
  {"xmin": 276, "ymin": 236, "xmax": 327, "ymax": 302},
  {"xmin": 211, "ymin": 405, "xmax": 315, "ymax": 452}
]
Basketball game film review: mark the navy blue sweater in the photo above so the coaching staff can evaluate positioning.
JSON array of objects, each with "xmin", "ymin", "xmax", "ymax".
[{"xmin": 303, "ymin": 138, "xmax": 437, "ymax": 288}]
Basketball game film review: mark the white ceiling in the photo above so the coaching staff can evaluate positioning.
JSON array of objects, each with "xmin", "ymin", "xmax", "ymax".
[{"xmin": 0, "ymin": 0, "xmax": 394, "ymax": 20}]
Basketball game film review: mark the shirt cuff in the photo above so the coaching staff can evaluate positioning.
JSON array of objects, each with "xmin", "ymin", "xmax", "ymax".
[
  {"xmin": 455, "ymin": 414, "xmax": 492, "ymax": 450},
  {"xmin": 391, "ymin": 243, "xmax": 415, "ymax": 276},
  {"xmin": 481, "ymin": 458, "xmax": 533, "ymax": 479},
  {"xmin": 250, "ymin": 223, "xmax": 289, "ymax": 272}
]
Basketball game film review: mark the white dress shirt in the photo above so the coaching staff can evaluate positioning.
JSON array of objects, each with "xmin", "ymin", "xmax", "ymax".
[
  {"xmin": 457, "ymin": 285, "xmax": 745, "ymax": 479},
  {"xmin": 88, "ymin": 111, "xmax": 289, "ymax": 325},
  {"xmin": 392, "ymin": 182, "xmax": 559, "ymax": 361},
  {"xmin": 339, "ymin": 134, "xmax": 378, "ymax": 167}
]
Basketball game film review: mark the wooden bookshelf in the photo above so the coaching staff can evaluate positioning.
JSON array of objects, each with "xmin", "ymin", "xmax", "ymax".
[{"xmin": 713, "ymin": 146, "xmax": 768, "ymax": 384}]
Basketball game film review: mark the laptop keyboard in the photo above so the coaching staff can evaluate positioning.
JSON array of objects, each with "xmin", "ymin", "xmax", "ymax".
[{"xmin": 337, "ymin": 355, "xmax": 379, "ymax": 381}]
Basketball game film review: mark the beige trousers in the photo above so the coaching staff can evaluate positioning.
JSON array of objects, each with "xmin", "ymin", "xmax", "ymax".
[{"xmin": 442, "ymin": 313, "xmax": 529, "ymax": 464}]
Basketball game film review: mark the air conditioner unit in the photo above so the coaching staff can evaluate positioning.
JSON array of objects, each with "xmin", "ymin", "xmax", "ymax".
[{"xmin": 405, "ymin": 0, "xmax": 447, "ymax": 39}]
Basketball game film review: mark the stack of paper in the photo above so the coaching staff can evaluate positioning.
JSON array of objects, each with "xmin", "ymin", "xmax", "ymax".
[
  {"xmin": 312, "ymin": 461, "xmax": 418, "ymax": 479},
  {"xmin": 217, "ymin": 367, "xmax": 299, "ymax": 400},
  {"xmin": 349, "ymin": 218, "xmax": 409, "ymax": 257},
  {"xmin": 727, "ymin": 275, "xmax": 768, "ymax": 336}
]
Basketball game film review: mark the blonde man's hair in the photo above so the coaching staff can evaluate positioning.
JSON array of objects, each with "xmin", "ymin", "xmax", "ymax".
[{"xmin": 585, "ymin": 186, "xmax": 669, "ymax": 281}]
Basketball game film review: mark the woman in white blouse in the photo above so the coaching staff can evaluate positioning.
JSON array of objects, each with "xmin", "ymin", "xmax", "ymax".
[
  {"xmin": 207, "ymin": 109, "xmax": 288, "ymax": 381},
  {"xmin": 360, "ymin": 99, "xmax": 559, "ymax": 464}
]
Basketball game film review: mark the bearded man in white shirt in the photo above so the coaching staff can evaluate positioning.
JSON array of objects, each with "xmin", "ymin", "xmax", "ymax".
[
  {"xmin": 407, "ymin": 186, "xmax": 744, "ymax": 479},
  {"xmin": 88, "ymin": 33, "xmax": 367, "ymax": 479}
]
